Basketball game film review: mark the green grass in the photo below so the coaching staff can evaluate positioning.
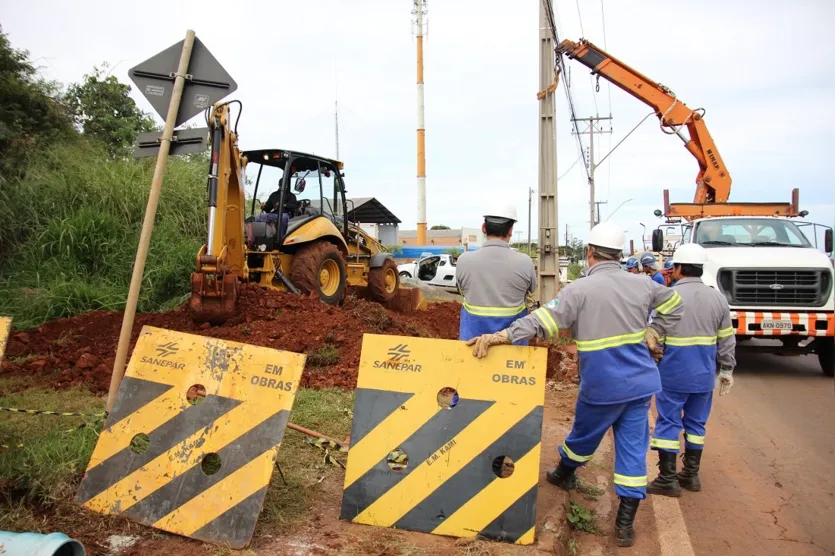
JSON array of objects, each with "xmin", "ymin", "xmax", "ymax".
[
  {"xmin": 0, "ymin": 378, "xmax": 355, "ymax": 537},
  {"xmin": 566, "ymin": 500, "xmax": 605, "ymax": 536},
  {"xmin": 307, "ymin": 344, "xmax": 341, "ymax": 367},
  {"xmin": 259, "ymin": 387, "xmax": 354, "ymax": 529},
  {"xmin": 577, "ymin": 478, "xmax": 606, "ymax": 500},
  {"xmin": 0, "ymin": 379, "xmax": 104, "ymax": 529},
  {"xmin": 0, "ymin": 141, "xmax": 207, "ymax": 328}
]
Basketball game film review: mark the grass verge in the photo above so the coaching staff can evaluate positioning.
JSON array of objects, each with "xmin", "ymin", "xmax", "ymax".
[{"xmin": 1, "ymin": 378, "xmax": 355, "ymax": 544}]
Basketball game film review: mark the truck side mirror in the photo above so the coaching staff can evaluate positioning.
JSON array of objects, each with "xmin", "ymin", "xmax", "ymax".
[
  {"xmin": 825, "ymin": 228, "xmax": 833, "ymax": 254},
  {"xmin": 651, "ymin": 229, "xmax": 664, "ymax": 252}
]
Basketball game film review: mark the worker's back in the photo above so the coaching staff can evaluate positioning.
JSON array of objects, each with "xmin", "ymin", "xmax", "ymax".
[
  {"xmin": 457, "ymin": 240, "xmax": 536, "ymax": 344},
  {"xmin": 658, "ymin": 278, "xmax": 734, "ymax": 393},
  {"xmin": 558, "ymin": 262, "xmax": 677, "ymax": 404}
]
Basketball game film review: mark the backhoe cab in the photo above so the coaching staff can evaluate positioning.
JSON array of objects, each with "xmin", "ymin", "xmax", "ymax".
[{"xmin": 190, "ymin": 103, "xmax": 403, "ymax": 324}]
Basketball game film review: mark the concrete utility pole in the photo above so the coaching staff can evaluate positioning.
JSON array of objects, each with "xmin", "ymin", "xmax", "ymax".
[
  {"xmin": 572, "ymin": 115, "xmax": 612, "ymax": 229},
  {"xmin": 414, "ymin": 0, "xmax": 428, "ymax": 245},
  {"xmin": 527, "ymin": 187, "xmax": 533, "ymax": 254},
  {"xmin": 537, "ymin": 1, "xmax": 558, "ymax": 302}
]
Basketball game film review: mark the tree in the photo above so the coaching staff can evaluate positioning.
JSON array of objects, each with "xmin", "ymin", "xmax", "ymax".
[
  {"xmin": 64, "ymin": 64, "xmax": 156, "ymax": 156},
  {"xmin": 430, "ymin": 225, "xmax": 451, "ymax": 230},
  {"xmin": 0, "ymin": 26, "xmax": 74, "ymax": 181}
]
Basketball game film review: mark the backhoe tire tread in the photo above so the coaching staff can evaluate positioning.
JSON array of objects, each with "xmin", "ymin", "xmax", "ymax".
[
  {"xmin": 290, "ymin": 241, "xmax": 347, "ymax": 305},
  {"xmin": 367, "ymin": 258, "xmax": 400, "ymax": 302}
]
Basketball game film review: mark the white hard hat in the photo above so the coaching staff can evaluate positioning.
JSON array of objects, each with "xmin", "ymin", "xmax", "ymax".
[
  {"xmin": 672, "ymin": 243, "xmax": 708, "ymax": 265},
  {"xmin": 588, "ymin": 221, "xmax": 625, "ymax": 250},
  {"xmin": 484, "ymin": 200, "xmax": 518, "ymax": 222}
]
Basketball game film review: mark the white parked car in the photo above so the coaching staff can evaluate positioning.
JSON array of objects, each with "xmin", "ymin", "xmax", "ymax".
[{"xmin": 397, "ymin": 253, "xmax": 458, "ymax": 289}]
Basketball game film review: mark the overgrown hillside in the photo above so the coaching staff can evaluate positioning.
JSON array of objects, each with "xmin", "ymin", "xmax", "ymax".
[
  {"xmin": 0, "ymin": 26, "xmax": 207, "ymax": 328},
  {"xmin": 0, "ymin": 143, "xmax": 207, "ymax": 328}
]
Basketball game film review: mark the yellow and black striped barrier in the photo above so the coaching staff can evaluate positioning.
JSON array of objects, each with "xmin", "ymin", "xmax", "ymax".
[
  {"xmin": 340, "ymin": 334, "xmax": 547, "ymax": 545},
  {"xmin": 75, "ymin": 326, "xmax": 306, "ymax": 549},
  {"xmin": 0, "ymin": 316, "xmax": 11, "ymax": 360}
]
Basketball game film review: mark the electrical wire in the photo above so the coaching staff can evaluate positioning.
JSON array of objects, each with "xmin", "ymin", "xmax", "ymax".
[
  {"xmin": 574, "ymin": 0, "xmax": 586, "ymax": 36},
  {"xmin": 541, "ymin": 0, "xmax": 592, "ymax": 183},
  {"xmin": 600, "ymin": 0, "xmax": 613, "ymax": 117},
  {"xmin": 558, "ymin": 154, "xmax": 583, "ymax": 181}
]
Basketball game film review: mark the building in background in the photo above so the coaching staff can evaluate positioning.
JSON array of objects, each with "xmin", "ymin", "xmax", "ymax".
[
  {"xmin": 399, "ymin": 227, "xmax": 484, "ymax": 249},
  {"xmin": 312, "ymin": 197, "xmax": 400, "ymax": 244}
]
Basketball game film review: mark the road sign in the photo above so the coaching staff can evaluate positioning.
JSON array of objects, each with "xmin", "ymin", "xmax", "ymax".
[
  {"xmin": 340, "ymin": 334, "xmax": 547, "ymax": 545},
  {"xmin": 133, "ymin": 127, "xmax": 210, "ymax": 158},
  {"xmin": 77, "ymin": 326, "xmax": 306, "ymax": 548},
  {"xmin": 129, "ymin": 36, "xmax": 237, "ymax": 126},
  {"xmin": 0, "ymin": 317, "xmax": 11, "ymax": 360}
]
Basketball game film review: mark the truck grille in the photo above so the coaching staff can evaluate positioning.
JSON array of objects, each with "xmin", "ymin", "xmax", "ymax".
[{"xmin": 717, "ymin": 269, "xmax": 832, "ymax": 307}]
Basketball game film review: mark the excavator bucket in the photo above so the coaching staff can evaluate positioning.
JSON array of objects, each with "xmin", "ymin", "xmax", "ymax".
[
  {"xmin": 387, "ymin": 286, "xmax": 427, "ymax": 313},
  {"xmin": 189, "ymin": 271, "xmax": 238, "ymax": 325}
]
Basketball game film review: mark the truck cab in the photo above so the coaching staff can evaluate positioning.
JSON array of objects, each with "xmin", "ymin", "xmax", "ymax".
[{"xmin": 658, "ymin": 216, "xmax": 834, "ymax": 375}]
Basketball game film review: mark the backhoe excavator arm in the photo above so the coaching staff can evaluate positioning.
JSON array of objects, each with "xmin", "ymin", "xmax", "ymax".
[
  {"xmin": 557, "ymin": 39, "xmax": 730, "ymax": 205},
  {"xmin": 190, "ymin": 103, "xmax": 247, "ymax": 323}
]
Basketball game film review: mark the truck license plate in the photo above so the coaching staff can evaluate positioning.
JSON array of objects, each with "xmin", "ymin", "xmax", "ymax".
[{"xmin": 761, "ymin": 320, "xmax": 792, "ymax": 330}]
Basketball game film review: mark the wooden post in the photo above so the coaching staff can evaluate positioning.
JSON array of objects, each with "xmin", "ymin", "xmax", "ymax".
[{"xmin": 106, "ymin": 30, "xmax": 196, "ymax": 412}]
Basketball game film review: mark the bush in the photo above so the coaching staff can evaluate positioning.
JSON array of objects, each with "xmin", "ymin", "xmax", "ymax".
[
  {"xmin": 568, "ymin": 263, "xmax": 584, "ymax": 280},
  {"xmin": 0, "ymin": 141, "xmax": 207, "ymax": 327}
]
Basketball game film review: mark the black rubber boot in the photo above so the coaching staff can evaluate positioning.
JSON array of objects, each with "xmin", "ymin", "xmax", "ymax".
[
  {"xmin": 646, "ymin": 451, "xmax": 681, "ymax": 497},
  {"xmin": 614, "ymin": 497, "xmax": 641, "ymax": 547},
  {"xmin": 545, "ymin": 460, "xmax": 578, "ymax": 491},
  {"xmin": 678, "ymin": 448, "xmax": 703, "ymax": 492}
]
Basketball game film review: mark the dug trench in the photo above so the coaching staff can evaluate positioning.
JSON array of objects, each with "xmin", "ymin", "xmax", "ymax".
[
  {"xmin": 0, "ymin": 286, "xmax": 579, "ymax": 392},
  {"xmin": 0, "ymin": 287, "xmax": 585, "ymax": 555}
]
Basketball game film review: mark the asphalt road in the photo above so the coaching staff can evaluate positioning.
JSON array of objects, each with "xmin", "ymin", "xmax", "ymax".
[{"xmin": 678, "ymin": 344, "xmax": 834, "ymax": 555}]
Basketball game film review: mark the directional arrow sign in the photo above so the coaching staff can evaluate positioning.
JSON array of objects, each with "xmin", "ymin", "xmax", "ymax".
[{"xmin": 129, "ymin": 36, "xmax": 237, "ymax": 126}]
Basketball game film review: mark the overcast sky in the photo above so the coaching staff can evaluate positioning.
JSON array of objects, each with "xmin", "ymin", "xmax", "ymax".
[{"xmin": 2, "ymin": 0, "xmax": 833, "ymax": 250}]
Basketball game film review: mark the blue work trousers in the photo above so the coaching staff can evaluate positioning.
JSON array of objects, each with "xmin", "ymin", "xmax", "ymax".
[
  {"xmin": 651, "ymin": 390, "xmax": 712, "ymax": 453},
  {"xmin": 558, "ymin": 396, "xmax": 651, "ymax": 499}
]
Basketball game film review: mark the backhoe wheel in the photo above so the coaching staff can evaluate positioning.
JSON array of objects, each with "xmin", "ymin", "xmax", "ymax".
[
  {"xmin": 290, "ymin": 241, "xmax": 347, "ymax": 305},
  {"xmin": 367, "ymin": 258, "xmax": 400, "ymax": 303}
]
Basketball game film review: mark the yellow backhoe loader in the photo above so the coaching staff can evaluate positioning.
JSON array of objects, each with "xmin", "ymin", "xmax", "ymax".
[{"xmin": 190, "ymin": 102, "xmax": 412, "ymax": 323}]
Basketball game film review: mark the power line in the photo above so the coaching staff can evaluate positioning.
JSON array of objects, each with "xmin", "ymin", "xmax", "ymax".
[
  {"xmin": 541, "ymin": 0, "xmax": 592, "ymax": 182},
  {"xmin": 573, "ymin": 0, "xmax": 599, "ymax": 115},
  {"xmin": 600, "ymin": 0, "xmax": 613, "ymax": 117}
]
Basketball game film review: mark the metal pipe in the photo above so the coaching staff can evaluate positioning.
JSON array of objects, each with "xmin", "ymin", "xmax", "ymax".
[
  {"xmin": 250, "ymin": 164, "xmax": 263, "ymax": 217},
  {"xmin": 107, "ymin": 30, "xmax": 195, "ymax": 412}
]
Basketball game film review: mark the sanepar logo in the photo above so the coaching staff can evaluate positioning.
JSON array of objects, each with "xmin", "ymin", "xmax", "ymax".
[{"xmin": 374, "ymin": 344, "xmax": 422, "ymax": 372}]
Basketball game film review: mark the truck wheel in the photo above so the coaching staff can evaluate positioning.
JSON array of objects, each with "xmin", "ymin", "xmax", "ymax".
[
  {"xmin": 368, "ymin": 259, "xmax": 399, "ymax": 302},
  {"xmin": 817, "ymin": 337, "xmax": 834, "ymax": 377},
  {"xmin": 290, "ymin": 241, "xmax": 347, "ymax": 305},
  {"xmin": 399, "ymin": 271, "xmax": 411, "ymax": 278}
]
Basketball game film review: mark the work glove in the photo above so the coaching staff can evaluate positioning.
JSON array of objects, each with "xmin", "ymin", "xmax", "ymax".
[
  {"xmin": 718, "ymin": 368, "xmax": 734, "ymax": 396},
  {"xmin": 644, "ymin": 327, "xmax": 665, "ymax": 363},
  {"xmin": 466, "ymin": 330, "xmax": 511, "ymax": 359}
]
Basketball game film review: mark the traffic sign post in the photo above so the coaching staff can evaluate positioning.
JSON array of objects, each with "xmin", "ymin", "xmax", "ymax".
[
  {"xmin": 133, "ymin": 127, "xmax": 210, "ymax": 158},
  {"xmin": 107, "ymin": 31, "xmax": 236, "ymax": 412}
]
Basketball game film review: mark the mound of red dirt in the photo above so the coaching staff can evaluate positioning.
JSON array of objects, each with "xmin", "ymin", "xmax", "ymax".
[
  {"xmin": 1, "ymin": 286, "xmax": 461, "ymax": 392},
  {"xmin": 1, "ymin": 287, "xmax": 578, "ymax": 392}
]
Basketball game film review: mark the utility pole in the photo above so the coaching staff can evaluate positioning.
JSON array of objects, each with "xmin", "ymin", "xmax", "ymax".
[
  {"xmin": 594, "ymin": 200, "xmax": 608, "ymax": 226},
  {"xmin": 527, "ymin": 187, "xmax": 533, "ymax": 254},
  {"xmin": 537, "ymin": 1, "xmax": 558, "ymax": 302},
  {"xmin": 572, "ymin": 116, "xmax": 612, "ymax": 229},
  {"xmin": 334, "ymin": 99, "xmax": 340, "ymax": 161}
]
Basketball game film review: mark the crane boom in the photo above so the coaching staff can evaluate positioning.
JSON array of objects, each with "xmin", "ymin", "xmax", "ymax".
[
  {"xmin": 557, "ymin": 38, "xmax": 730, "ymax": 204},
  {"xmin": 557, "ymin": 38, "xmax": 800, "ymax": 221}
]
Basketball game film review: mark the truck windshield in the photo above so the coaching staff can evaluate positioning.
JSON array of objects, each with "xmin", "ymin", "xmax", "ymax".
[{"xmin": 695, "ymin": 218, "xmax": 812, "ymax": 248}]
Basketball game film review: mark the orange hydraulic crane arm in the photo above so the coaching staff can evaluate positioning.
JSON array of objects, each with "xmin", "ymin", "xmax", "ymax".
[{"xmin": 557, "ymin": 39, "xmax": 731, "ymax": 204}]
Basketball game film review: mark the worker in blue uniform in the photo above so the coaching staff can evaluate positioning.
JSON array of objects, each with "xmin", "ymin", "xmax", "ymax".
[
  {"xmin": 624, "ymin": 256, "xmax": 640, "ymax": 274},
  {"xmin": 456, "ymin": 201, "xmax": 537, "ymax": 345},
  {"xmin": 466, "ymin": 221, "xmax": 683, "ymax": 547},
  {"xmin": 662, "ymin": 257, "xmax": 676, "ymax": 286},
  {"xmin": 640, "ymin": 252, "xmax": 665, "ymax": 285},
  {"xmin": 647, "ymin": 243, "xmax": 736, "ymax": 497}
]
